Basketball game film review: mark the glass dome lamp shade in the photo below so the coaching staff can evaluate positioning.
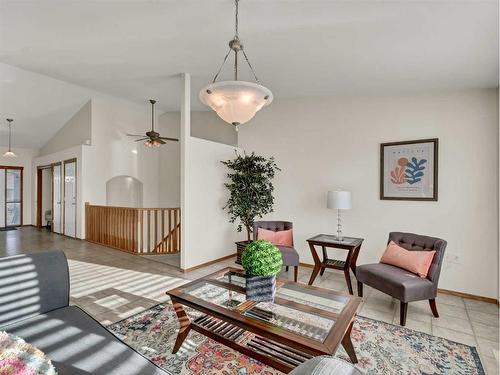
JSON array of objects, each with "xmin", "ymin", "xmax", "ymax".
[
  {"xmin": 199, "ymin": 81, "xmax": 273, "ymax": 126},
  {"xmin": 2, "ymin": 150, "xmax": 16, "ymax": 158},
  {"xmin": 199, "ymin": 0, "xmax": 272, "ymax": 129}
]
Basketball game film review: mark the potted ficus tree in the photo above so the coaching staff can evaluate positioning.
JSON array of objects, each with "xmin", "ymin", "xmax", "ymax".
[
  {"xmin": 221, "ymin": 152, "xmax": 280, "ymax": 263},
  {"xmin": 241, "ymin": 240, "xmax": 283, "ymax": 301}
]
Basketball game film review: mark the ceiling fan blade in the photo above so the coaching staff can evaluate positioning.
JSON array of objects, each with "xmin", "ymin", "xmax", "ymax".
[
  {"xmin": 134, "ymin": 138, "xmax": 149, "ymax": 142},
  {"xmin": 158, "ymin": 137, "xmax": 179, "ymax": 142},
  {"xmin": 157, "ymin": 139, "xmax": 166, "ymax": 144},
  {"xmin": 126, "ymin": 134, "xmax": 145, "ymax": 137}
]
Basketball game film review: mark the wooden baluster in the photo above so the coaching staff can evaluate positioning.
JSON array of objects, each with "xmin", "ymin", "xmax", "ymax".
[
  {"xmin": 160, "ymin": 208, "xmax": 166, "ymax": 253},
  {"xmin": 168, "ymin": 209, "xmax": 172, "ymax": 252},
  {"xmin": 173, "ymin": 209, "xmax": 178, "ymax": 252},
  {"xmin": 154, "ymin": 210, "xmax": 158, "ymax": 253},
  {"xmin": 147, "ymin": 209, "xmax": 151, "ymax": 254}
]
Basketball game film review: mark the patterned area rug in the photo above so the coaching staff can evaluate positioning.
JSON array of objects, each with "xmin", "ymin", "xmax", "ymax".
[{"xmin": 108, "ymin": 303, "xmax": 485, "ymax": 375}]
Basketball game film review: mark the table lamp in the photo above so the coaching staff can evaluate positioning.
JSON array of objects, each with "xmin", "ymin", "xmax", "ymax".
[{"xmin": 327, "ymin": 191, "xmax": 352, "ymax": 241}]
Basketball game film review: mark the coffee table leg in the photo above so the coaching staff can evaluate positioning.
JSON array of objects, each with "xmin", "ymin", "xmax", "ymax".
[
  {"xmin": 341, "ymin": 320, "xmax": 358, "ymax": 363},
  {"xmin": 172, "ymin": 298, "xmax": 192, "ymax": 354}
]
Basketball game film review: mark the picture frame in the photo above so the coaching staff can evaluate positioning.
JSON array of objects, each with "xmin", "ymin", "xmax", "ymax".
[{"xmin": 380, "ymin": 138, "xmax": 438, "ymax": 201}]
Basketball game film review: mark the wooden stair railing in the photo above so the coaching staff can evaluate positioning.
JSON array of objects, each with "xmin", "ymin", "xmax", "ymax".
[
  {"xmin": 85, "ymin": 203, "xmax": 181, "ymax": 255},
  {"xmin": 153, "ymin": 222, "xmax": 181, "ymax": 253}
]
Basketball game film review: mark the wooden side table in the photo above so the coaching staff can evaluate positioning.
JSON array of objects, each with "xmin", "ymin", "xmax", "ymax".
[{"xmin": 306, "ymin": 234, "xmax": 364, "ymax": 295}]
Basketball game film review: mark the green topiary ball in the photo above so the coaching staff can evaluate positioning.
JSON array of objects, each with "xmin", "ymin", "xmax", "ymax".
[{"xmin": 241, "ymin": 240, "xmax": 283, "ymax": 277}]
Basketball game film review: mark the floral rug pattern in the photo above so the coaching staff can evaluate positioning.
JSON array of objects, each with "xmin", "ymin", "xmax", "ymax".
[{"xmin": 108, "ymin": 303, "xmax": 485, "ymax": 375}]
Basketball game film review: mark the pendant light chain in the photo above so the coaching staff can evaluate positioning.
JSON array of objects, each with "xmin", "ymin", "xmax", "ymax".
[
  {"xmin": 7, "ymin": 119, "xmax": 13, "ymax": 152},
  {"xmin": 210, "ymin": 0, "xmax": 260, "ymax": 84}
]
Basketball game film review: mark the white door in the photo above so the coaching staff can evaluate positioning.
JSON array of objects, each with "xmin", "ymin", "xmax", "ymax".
[
  {"xmin": 52, "ymin": 164, "xmax": 62, "ymax": 234},
  {"xmin": 63, "ymin": 161, "xmax": 76, "ymax": 237},
  {"xmin": 0, "ymin": 169, "xmax": 4, "ymax": 227}
]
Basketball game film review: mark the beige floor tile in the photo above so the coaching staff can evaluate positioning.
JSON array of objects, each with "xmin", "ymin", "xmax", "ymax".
[
  {"xmin": 438, "ymin": 302, "xmax": 469, "ymax": 320},
  {"xmin": 477, "ymin": 337, "xmax": 499, "ymax": 361},
  {"xmin": 472, "ymin": 321, "xmax": 500, "ymax": 341},
  {"xmin": 432, "ymin": 326, "xmax": 478, "ymax": 346},
  {"xmin": 480, "ymin": 355, "xmax": 500, "ymax": 375},
  {"xmin": 469, "ymin": 310, "xmax": 499, "ymax": 327},
  {"xmin": 432, "ymin": 315, "xmax": 473, "ymax": 335},
  {"xmin": 465, "ymin": 299, "xmax": 500, "ymax": 315},
  {"xmin": 436, "ymin": 293, "xmax": 466, "ymax": 308},
  {"xmin": 392, "ymin": 317, "xmax": 432, "ymax": 334},
  {"xmin": 359, "ymin": 305, "xmax": 395, "ymax": 324}
]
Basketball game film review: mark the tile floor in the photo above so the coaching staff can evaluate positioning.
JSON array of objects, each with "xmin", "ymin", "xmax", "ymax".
[{"xmin": 1, "ymin": 227, "xmax": 499, "ymax": 374}]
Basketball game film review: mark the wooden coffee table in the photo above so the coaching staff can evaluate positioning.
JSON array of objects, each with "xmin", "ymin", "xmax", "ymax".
[{"xmin": 166, "ymin": 267, "xmax": 361, "ymax": 373}]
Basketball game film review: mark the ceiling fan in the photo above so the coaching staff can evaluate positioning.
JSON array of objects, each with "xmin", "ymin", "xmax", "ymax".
[{"xmin": 127, "ymin": 99, "xmax": 179, "ymax": 147}]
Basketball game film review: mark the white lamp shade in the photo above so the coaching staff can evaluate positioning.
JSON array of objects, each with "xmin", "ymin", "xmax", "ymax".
[
  {"xmin": 199, "ymin": 81, "xmax": 273, "ymax": 126},
  {"xmin": 327, "ymin": 191, "xmax": 352, "ymax": 210}
]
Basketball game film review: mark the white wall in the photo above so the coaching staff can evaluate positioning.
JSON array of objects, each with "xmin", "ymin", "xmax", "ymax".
[
  {"xmin": 39, "ymin": 100, "xmax": 91, "ymax": 156},
  {"xmin": 191, "ymin": 111, "xmax": 238, "ymax": 146},
  {"xmin": 180, "ymin": 74, "xmax": 241, "ymax": 270},
  {"xmin": 0, "ymin": 147, "xmax": 38, "ymax": 226},
  {"xmin": 84, "ymin": 95, "xmax": 162, "ymax": 208},
  {"xmin": 239, "ymin": 89, "xmax": 499, "ymax": 299},
  {"xmin": 183, "ymin": 136, "xmax": 241, "ymax": 269},
  {"xmin": 158, "ymin": 112, "xmax": 181, "ymax": 208}
]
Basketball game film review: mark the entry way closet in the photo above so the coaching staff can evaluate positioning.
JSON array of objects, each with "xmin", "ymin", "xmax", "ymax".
[
  {"xmin": 37, "ymin": 159, "xmax": 77, "ymax": 238},
  {"xmin": 0, "ymin": 166, "xmax": 23, "ymax": 228}
]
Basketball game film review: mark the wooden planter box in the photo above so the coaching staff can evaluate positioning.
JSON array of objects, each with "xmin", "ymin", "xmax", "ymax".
[{"xmin": 235, "ymin": 240, "xmax": 251, "ymax": 264}]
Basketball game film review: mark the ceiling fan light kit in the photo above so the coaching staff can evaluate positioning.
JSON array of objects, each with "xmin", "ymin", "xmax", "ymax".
[
  {"xmin": 127, "ymin": 99, "xmax": 179, "ymax": 148},
  {"xmin": 199, "ymin": 0, "xmax": 272, "ymax": 131},
  {"xmin": 3, "ymin": 118, "xmax": 17, "ymax": 158}
]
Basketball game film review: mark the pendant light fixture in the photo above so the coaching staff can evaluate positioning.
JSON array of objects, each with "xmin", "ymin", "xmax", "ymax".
[
  {"xmin": 3, "ymin": 119, "xmax": 16, "ymax": 158},
  {"xmin": 199, "ymin": 0, "xmax": 273, "ymax": 131}
]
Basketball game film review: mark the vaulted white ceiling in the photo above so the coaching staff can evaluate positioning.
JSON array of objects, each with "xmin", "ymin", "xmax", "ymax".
[{"xmin": 0, "ymin": 0, "xmax": 498, "ymax": 148}]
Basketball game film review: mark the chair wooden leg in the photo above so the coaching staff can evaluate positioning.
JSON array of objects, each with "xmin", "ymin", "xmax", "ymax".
[
  {"xmin": 294, "ymin": 266, "xmax": 298, "ymax": 282},
  {"xmin": 429, "ymin": 299, "xmax": 439, "ymax": 318},
  {"xmin": 357, "ymin": 281, "xmax": 363, "ymax": 297},
  {"xmin": 400, "ymin": 301, "xmax": 408, "ymax": 326}
]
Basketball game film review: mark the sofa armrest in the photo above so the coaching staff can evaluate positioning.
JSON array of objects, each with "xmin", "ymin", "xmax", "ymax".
[{"xmin": 0, "ymin": 251, "xmax": 70, "ymax": 328}]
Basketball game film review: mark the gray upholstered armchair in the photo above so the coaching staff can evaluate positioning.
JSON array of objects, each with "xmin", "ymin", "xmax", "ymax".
[
  {"xmin": 356, "ymin": 232, "xmax": 447, "ymax": 326},
  {"xmin": 253, "ymin": 221, "xmax": 300, "ymax": 282}
]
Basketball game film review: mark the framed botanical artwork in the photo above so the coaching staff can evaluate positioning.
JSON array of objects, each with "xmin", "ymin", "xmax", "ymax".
[{"xmin": 380, "ymin": 138, "xmax": 438, "ymax": 201}]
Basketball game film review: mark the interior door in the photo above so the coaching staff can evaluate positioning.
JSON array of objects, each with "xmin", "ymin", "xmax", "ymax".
[
  {"xmin": 63, "ymin": 160, "xmax": 76, "ymax": 238},
  {"xmin": 52, "ymin": 164, "xmax": 62, "ymax": 234}
]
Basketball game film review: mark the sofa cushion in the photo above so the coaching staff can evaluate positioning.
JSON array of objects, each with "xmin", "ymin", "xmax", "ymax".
[
  {"xmin": 289, "ymin": 356, "xmax": 362, "ymax": 375},
  {"xmin": 0, "ymin": 251, "xmax": 70, "ymax": 327},
  {"xmin": 1, "ymin": 305, "xmax": 168, "ymax": 375},
  {"xmin": 356, "ymin": 263, "xmax": 436, "ymax": 302}
]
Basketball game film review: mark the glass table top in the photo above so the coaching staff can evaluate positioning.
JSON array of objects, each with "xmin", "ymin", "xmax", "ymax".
[
  {"xmin": 308, "ymin": 234, "xmax": 362, "ymax": 245},
  {"xmin": 180, "ymin": 270, "xmax": 351, "ymax": 343}
]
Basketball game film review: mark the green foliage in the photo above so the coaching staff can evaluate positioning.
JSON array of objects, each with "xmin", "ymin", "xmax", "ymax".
[
  {"xmin": 221, "ymin": 152, "xmax": 280, "ymax": 241},
  {"xmin": 241, "ymin": 240, "xmax": 283, "ymax": 277}
]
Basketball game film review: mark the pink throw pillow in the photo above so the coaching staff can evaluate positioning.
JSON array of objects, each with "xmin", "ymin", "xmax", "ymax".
[
  {"xmin": 257, "ymin": 228, "xmax": 293, "ymax": 247},
  {"xmin": 380, "ymin": 241, "xmax": 436, "ymax": 278},
  {"xmin": 257, "ymin": 228, "xmax": 276, "ymax": 243},
  {"xmin": 274, "ymin": 229, "xmax": 293, "ymax": 247}
]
